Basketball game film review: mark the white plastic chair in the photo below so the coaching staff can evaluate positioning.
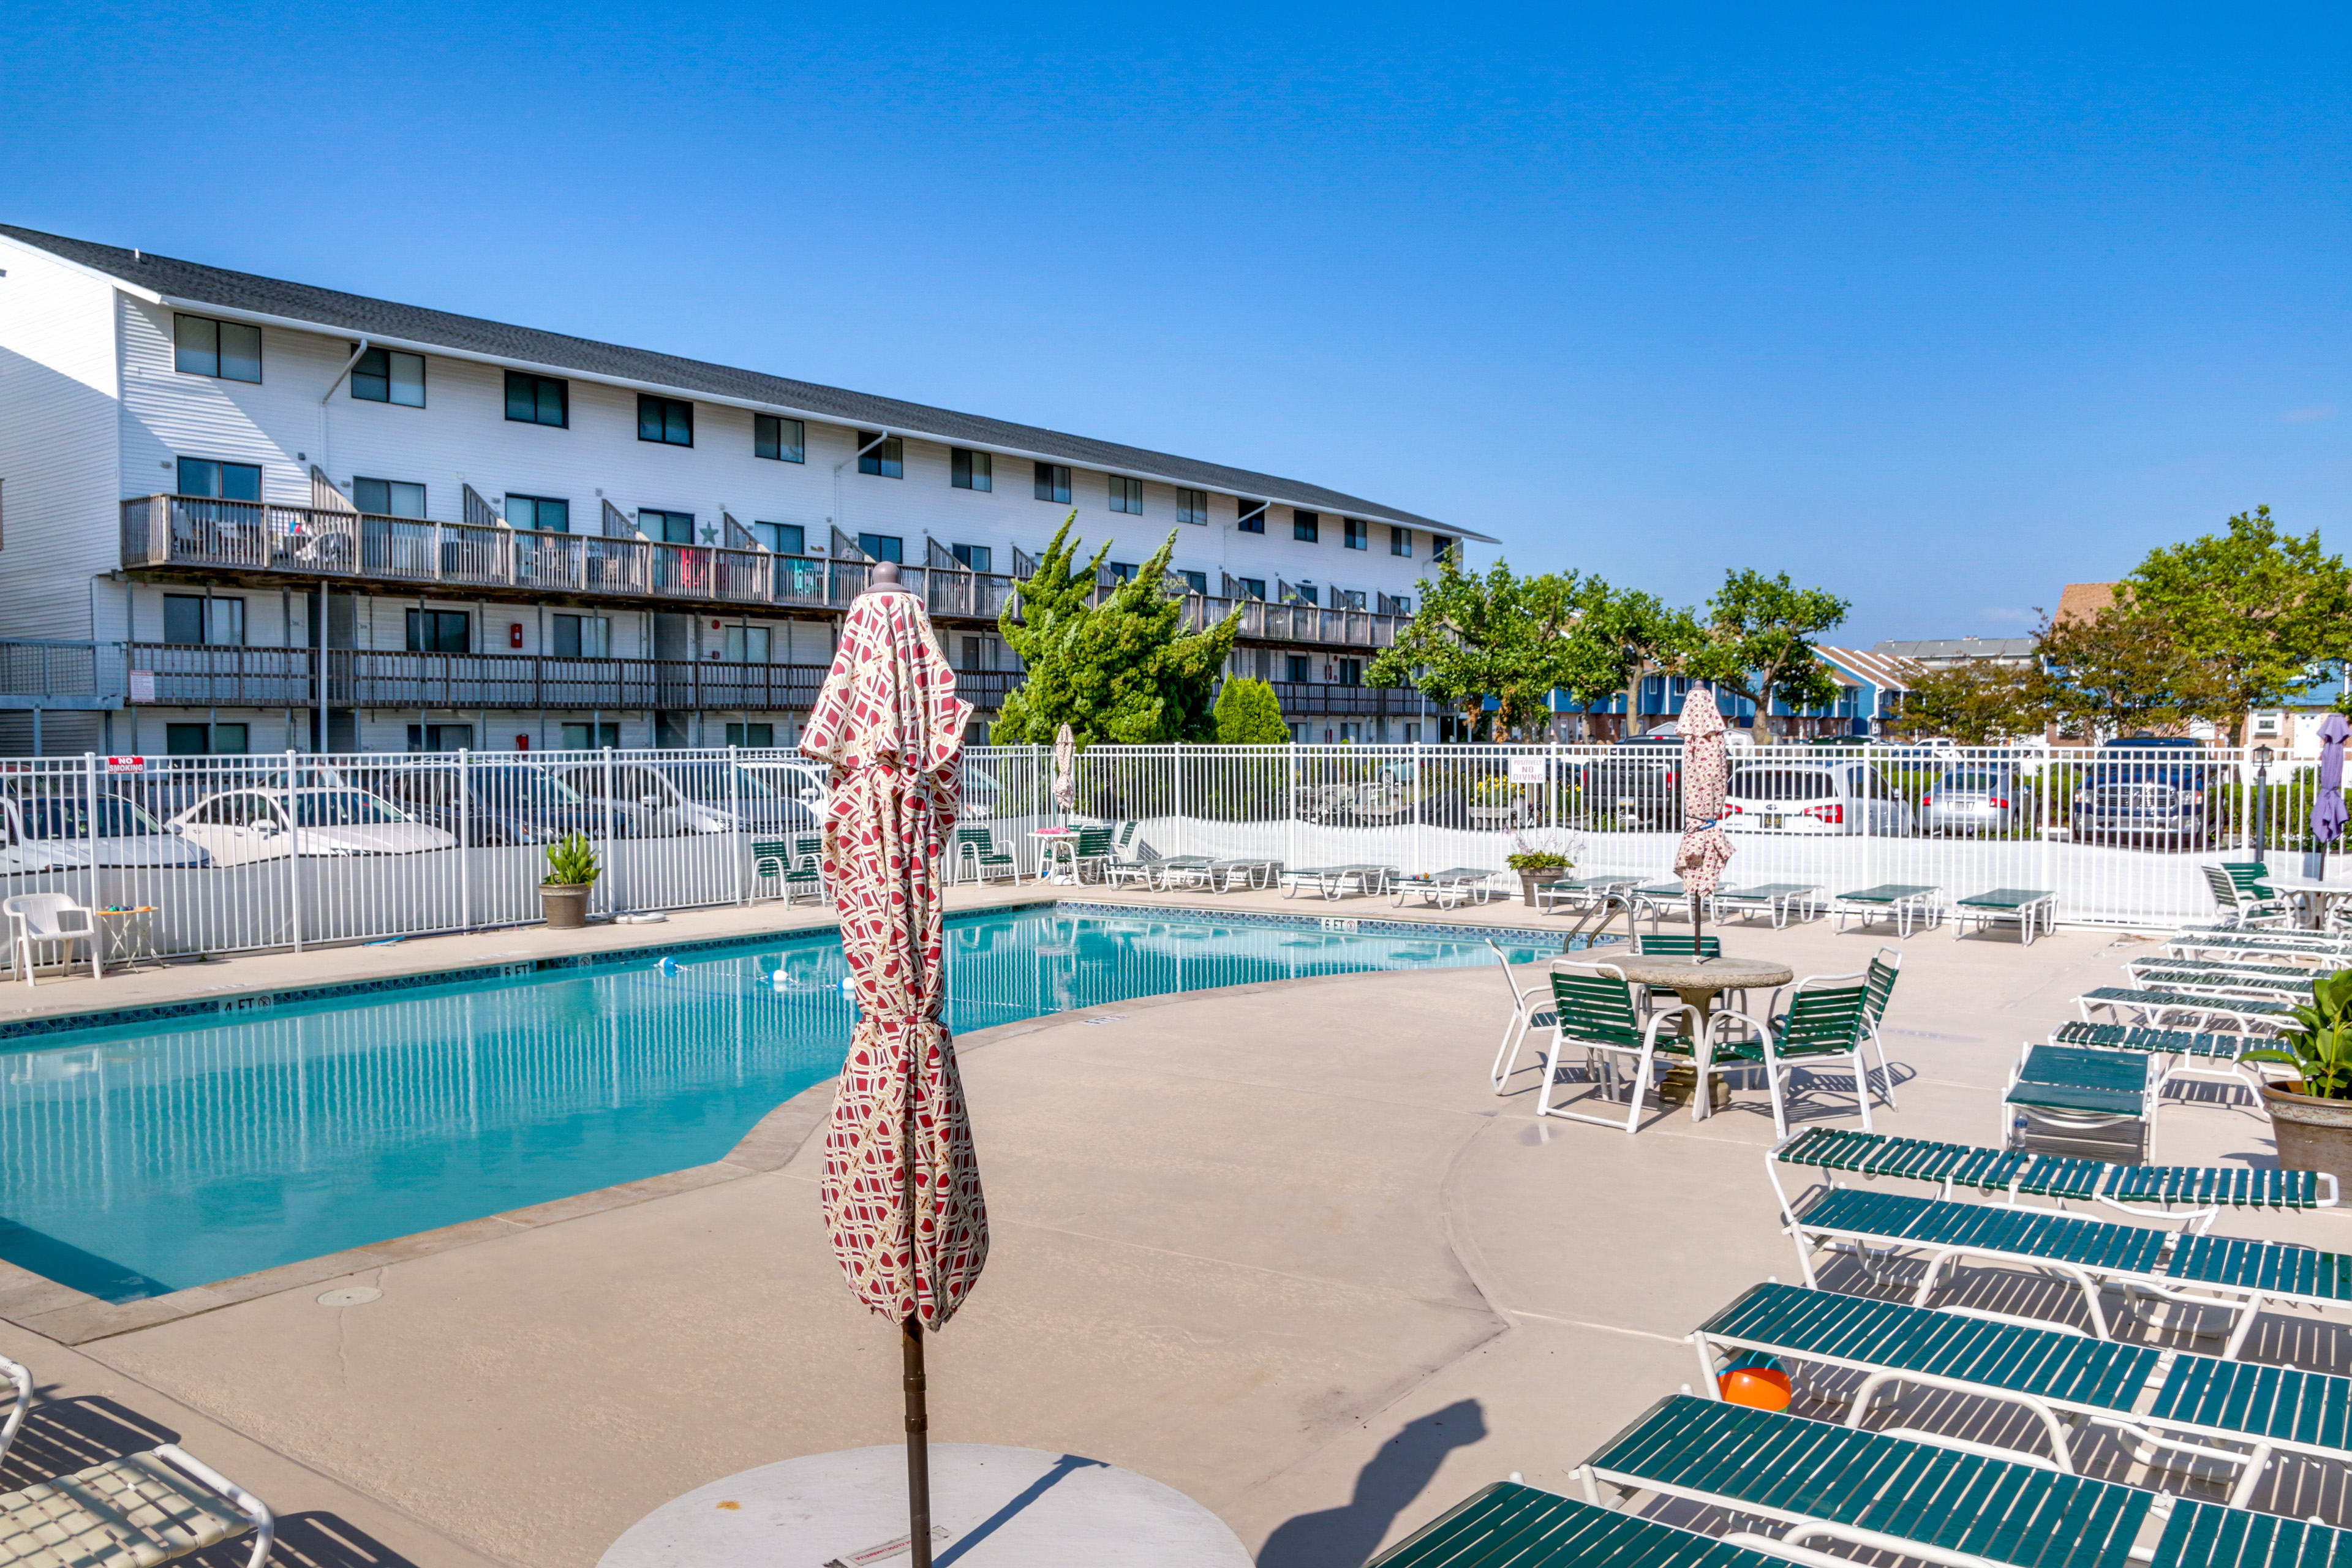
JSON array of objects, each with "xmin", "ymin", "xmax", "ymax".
[
  {"xmin": 1487, "ymin": 939, "xmax": 1557, "ymax": 1093},
  {"xmin": 4, "ymin": 892, "xmax": 99, "ymax": 986}
]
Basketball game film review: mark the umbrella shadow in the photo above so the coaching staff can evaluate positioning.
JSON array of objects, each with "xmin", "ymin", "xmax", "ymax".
[
  {"xmin": 1256, "ymin": 1399, "xmax": 1487, "ymax": 1568},
  {"xmin": 934, "ymin": 1452, "xmax": 1109, "ymax": 1566}
]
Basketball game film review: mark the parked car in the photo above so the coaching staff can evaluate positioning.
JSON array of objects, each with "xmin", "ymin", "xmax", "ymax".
[
  {"xmin": 1722, "ymin": 763, "xmax": 1915, "ymax": 835},
  {"xmin": 2070, "ymin": 738, "xmax": 2214, "ymax": 846},
  {"xmin": 363, "ymin": 765, "xmax": 649, "ymax": 846},
  {"xmin": 0, "ymin": 791, "xmax": 212, "ymax": 872},
  {"xmin": 738, "ymin": 759, "xmax": 831, "ymax": 818},
  {"xmin": 166, "ymin": 788, "xmax": 458, "ymax": 865},
  {"xmin": 1920, "ymin": 765, "xmax": 2030, "ymax": 837},
  {"xmin": 553, "ymin": 759, "xmax": 818, "ymax": 837},
  {"xmin": 1580, "ymin": 736, "xmax": 1686, "ymax": 829}
]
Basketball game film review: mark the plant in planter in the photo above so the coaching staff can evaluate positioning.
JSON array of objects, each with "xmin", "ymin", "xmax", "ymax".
[
  {"xmin": 1506, "ymin": 829, "xmax": 1579, "ymax": 908},
  {"xmin": 541, "ymin": 832, "xmax": 600, "ymax": 930},
  {"xmin": 2244, "ymin": 970, "xmax": 2352, "ymax": 1185}
]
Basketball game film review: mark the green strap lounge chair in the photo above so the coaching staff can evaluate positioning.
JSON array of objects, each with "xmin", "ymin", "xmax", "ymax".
[
  {"xmin": 951, "ymin": 826, "xmax": 1020, "ymax": 885},
  {"xmin": 2048, "ymin": 1019, "xmax": 2267, "ymax": 1102},
  {"xmin": 1534, "ymin": 875, "xmax": 1640, "ymax": 916},
  {"xmin": 1363, "ymin": 1482, "xmax": 1793, "ymax": 1568},
  {"xmin": 1391, "ymin": 867, "xmax": 1500, "ymax": 909},
  {"xmin": 2165, "ymin": 927, "xmax": 2352, "ymax": 962},
  {"xmin": 2003, "ymin": 1043, "xmax": 2160, "ymax": 1159},
  {"xmin": 1692, "ymin": 1280, "xmax": 2352, "ymax": 1506},
  {"xmin": 1277, "ymin": 864, "xmax": 1396, "ymax": 900},
  {"xmin": 2132, "ymin": 954, "xmax": 2324, "ymax": 987},
  {"xmin": 1707, "ymin": 882, "xmax": 1822, "ymax": 928},
  {"xmin": 2075, "ymin": 985, "xmax": 2289, "ymax": 1037},
  {"xmin": 1831, "ymin": 883, "xmax": 1942, "ymax": 937},
  {"xmin": 1953, "ymin": 887, "xmax": 2059, "ymax": 944},
  {"xmin": 1536, "ymin": 964, "xmax": 1700, "ymax": 1134},
  {"xmin": 2120, "ymin": 962, "xmax": 2313, "ymax": 1001},
  {"xmin": 2203, "ymin": 863, "xmax": 2293, "ymax": 929}
]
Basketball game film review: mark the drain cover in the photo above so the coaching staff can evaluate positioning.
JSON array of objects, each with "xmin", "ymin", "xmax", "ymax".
[{"xmin": 317, "ymin": 1286, "xmax": 382, "ymax": 1307}]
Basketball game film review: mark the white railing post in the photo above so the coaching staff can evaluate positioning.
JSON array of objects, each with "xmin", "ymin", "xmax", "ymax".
[
  {"xmin": 1287, "ymin": 744, "xmax": 1298, "ymax": 873},
  {"xmin": 1173, "ymin": 741, "xmax": 1184, "ymax": 858},
  {"xmin": 600, "ymin": 747, "xmax": 616, "ymax": 918},
  {"xmin": 284, "ymin": 749, "xmax": 303, "ymax": 952},
  {"xmin": 457, "ymin": 750, "xmax": 473, "ymax": 930},
  {"xmin": 729, "ymin": 744, "xmax": 745, "ymax": 906},
  {"xmin": 83, "ymin": 753, "xmax": 102, "ymax": 927}
]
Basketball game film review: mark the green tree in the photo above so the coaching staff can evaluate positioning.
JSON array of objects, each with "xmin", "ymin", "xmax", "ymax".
[
  {"xmin": 2119, "ymin": 506, "xmax": 2352, "ymax": 744},
  {"xmin": 991, "ymin": 517, "xmax": 1242, "ymax": 745},
  {"xmin": 1683, "ymin": 570, "xmax": 1850, "ymax": 738},
  {"xmin": 1213, "ymin": 677, "xmax": 1290, "ymax": 744},
  {"xmin": 1366, "ymin": 560, "xmax": 1580, "ymax": 741},
  {"xmin": 1556, "ymin": 581, "xmax": 1705, "ymax": 728},
  {"xmin": 2032, "ymin": 604, "xmax": 2222, "ymax": 739},
  {"xmin": 1892, "ymin": 659, "xmax": 2044, "ymax": 744}
]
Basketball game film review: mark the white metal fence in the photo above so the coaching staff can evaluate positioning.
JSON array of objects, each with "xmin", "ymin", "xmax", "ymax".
[{"xmin": 0, "ymin": 742, "xmax": 2339, "ymax": 962}]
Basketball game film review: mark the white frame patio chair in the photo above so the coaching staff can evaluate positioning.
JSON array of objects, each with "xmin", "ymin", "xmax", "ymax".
[
  {"xmin": 4, "ymin": 892, "xmax": 100, "ymax": 986},
  {"xmin": 2202, "ymin": 862, "xmax": 2292, "ymax": 929},
  {"xmin": 1485, "ymin": 938, "xmax": 1556, "ymax": 1093},
  {"xmin": 1534, "ymin": 962, "xmax": 1700, "ymax": 1133},
  {"xmin": 1704, "ymin": 973, "xmax": 1879, "ymax": 1140},
  {"xmin": 951, "ymin": 825, "xmax": 1020, "ymax": 886}
]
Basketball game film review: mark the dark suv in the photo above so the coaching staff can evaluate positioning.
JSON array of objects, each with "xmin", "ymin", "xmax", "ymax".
[
  {"xmin": 1580, "ymin": 735, "xmax": 1684, "ymax": 829},
  {"xmin": 2070, "ymin": 738, "xmax": 2214, "ymax": 846}
]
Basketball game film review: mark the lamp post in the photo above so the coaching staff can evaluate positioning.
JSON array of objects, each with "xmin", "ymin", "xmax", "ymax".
[{"xmin": 2253, "ymin": 743, "xmax": 2275, "ymax": 866}]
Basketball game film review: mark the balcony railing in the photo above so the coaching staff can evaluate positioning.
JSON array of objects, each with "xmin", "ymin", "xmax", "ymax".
[
  {"xmin": 0, "ymin": 639, "xmax": 129, "ymax": 710},
  {"xmin": 122, "ymin": 495, "xmax": 1408, "ymax": 649},
  {"xmin": 1267, "ymin": 681, "xmax": 1431, "ymax": 718}
]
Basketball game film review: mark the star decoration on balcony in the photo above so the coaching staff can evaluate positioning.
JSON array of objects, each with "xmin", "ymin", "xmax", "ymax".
[{"xmin": 700, "ymin": 524, "xmax": 719, "ymax": 544}]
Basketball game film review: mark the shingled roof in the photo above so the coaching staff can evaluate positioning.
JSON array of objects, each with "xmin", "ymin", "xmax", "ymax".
[{"xmin": 2, "ymin": 223, "xmax": 1487, "ymax": 541}]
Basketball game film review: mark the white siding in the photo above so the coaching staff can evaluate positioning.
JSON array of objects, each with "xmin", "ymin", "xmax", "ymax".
[{"xmin": 0, "ymin": 239, "xmax": 122, "ymax": 639}]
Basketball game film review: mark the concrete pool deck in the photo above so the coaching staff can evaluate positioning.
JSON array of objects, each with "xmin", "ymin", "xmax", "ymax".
[{"xmin": 0, "ymin": 889, "xmax": 2315, "ymax": 1564}]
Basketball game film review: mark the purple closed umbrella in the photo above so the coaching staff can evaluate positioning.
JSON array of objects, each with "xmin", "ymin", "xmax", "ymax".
[{"xmin": 2318, "ymin": 712, "xmax": 2350, "ymax": 846}]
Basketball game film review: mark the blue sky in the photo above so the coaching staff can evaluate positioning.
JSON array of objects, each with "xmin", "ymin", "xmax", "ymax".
[{"xmin": 6, "ymin": 3, "xmax": 2346, "ymax": 644}]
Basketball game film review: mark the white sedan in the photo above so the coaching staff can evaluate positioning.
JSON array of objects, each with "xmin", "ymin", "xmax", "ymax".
[
  {"xmin": 167, "ymin": 787, "xmax": 458, "ymax": 865},
  {"xmin": 0, "ymin": 793, "xmax": 212, "ymax": 872}
]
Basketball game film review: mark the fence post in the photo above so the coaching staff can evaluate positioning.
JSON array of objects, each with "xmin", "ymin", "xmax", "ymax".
[
  {"xmin": 83, "ymin": 753, "xmax": 101, "ymax": 930},
  {"xmin": 458, "ymin": 750, "xmax": 472, "ymax": 930},
  {"xmin": 1287, "ymin": 744, "xmax": 1298, "ymax": 873},
  {"xmin": 1173, "ymin": 741, "xmax": 1184, "ymax": 858},
  {"xmin": 730, "ymin": 744, "xmax": 745, "ymax": 906},
  {"xmin": 601, "ymin": 746, "xmax": 616, "ymax": 918},
  {"xmin": 1412, "ymin": 741, "xmax": 1425, "ymax": 877},
  {"xmin": 284, "ymin": 748, "xmax": 303, "ymax": 952}
]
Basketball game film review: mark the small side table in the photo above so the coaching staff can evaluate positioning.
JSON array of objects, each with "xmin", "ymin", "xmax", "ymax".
[{"xmin": 96, "ymin": 907, "xmax": 161, "ymax": 973}]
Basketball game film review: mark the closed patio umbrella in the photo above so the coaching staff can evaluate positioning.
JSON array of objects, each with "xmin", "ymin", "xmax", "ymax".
[
  {"xmin": 2318, "ymin": 714, "xmax": 2349, "ymax": 850},
  {"xmin": 1054, "ymin": 722, "xmax": 1076, "ymax": 813},
  {"xmin": 800, "ymin": 564, "xmax": 987, "ymax": 1568},
  {"xmin": 1672, "ymin": 685, "xmax": 1737, "ymax": 954}
]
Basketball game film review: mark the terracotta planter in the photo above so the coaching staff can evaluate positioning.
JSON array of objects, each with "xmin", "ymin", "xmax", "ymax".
[
  {"xmin": 541, "ymin": 883, "xmax": 592, "ymax": 930},
  {"xmin": 1518, "ymin": 868, "xmax": 1569, "ymax": 908},
  {"xmin": 2263, "ymin": 1081, "xmax": 2352, "ymax": 1190}
]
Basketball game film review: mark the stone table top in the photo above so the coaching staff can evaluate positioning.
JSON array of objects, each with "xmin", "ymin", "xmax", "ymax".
[{"xmin": 1580, "ymin": 954, "xmax": 1795, "ymax": 993}]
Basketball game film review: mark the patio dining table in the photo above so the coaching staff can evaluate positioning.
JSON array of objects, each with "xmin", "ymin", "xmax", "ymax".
[
  {"xmin": 2256, "ymin": 873, "xmax": 2352, "ymax": 931},
  {"xmin": 1597, "ymin": 952, "xmax": 1795, "ymax": 1117}
]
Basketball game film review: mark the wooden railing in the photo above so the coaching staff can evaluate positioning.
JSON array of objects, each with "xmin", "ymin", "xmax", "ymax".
[{"xmin": 121, "ymin": 494, "xmax": 1408, "ymax": 649}]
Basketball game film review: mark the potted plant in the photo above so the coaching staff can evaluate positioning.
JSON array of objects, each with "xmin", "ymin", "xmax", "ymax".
[
  {"xmin": 2244, "ymin": 970, "xmax": 2352, "ymax": 1186},
  {"xmin": 541, "ymin": 832, "xmax": 599, "ymax": 930},
  {"xmin": 1506, "ymin": 829, "xmax": 1578, "ymax": 908}
]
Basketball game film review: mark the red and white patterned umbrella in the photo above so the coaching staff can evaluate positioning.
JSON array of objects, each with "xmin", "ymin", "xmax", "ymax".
[{"xmin": 1673, "ymin": 685, "xmax": 1737, "ymax": 905}]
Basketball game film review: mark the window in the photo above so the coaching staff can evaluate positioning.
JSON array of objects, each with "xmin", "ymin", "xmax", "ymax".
[
  {"xmin": 1293, "ymin": 510, "xmax": 1320, "ymax": 543},
  {"xmin": 162, "ymin": 594, "xmax": 244, "ymax": 646},
  {"xmin": 755, "ymin": 414, "xmax": 805, "ymax": 462},
  {"xmin": 755, "ymin": 521, "xmax": 804, "ymax": 554},
  {"xmin": 1107, "ymin": 561, "xmax": 1136, "ymax": 582},
  {"xmin": 1178, "ymin": 488, "xmax": 1208, "ymax": 527},
  {"xmin": 1033, "ymin": 462, "xmax": 1071, "ymax": 503},
  {"xmin": 725, "ymin": 722, "xmax": 775, "ymax": 747},
  {"xmin": 173, "ymin": 314, "xmax": 260, "ymax": 383},
  {"xmin": 176, "ymin": 457, "xmax": 262, "ymax": 502},
  {"xmin": 1344, "ymin": 518, "xmax": 1367, "ymax": 551},
  {"xmin": 722, "ymin": 626, "xmax": 771, "ymax": 663},
  {"xmin": 1337, "ymin": 658, "xmax": 1362, "ymax": 687},
  {"xmin": 1109, "ymin": 475, "xmax": 1144, "ymax": 514},
  {"xmin": 165, "ymin": 723, "xmax": 211, "ymax": 756},
  {"xmin": 1291, "ymin": 581, "xmax": 1320, "ymax": 606},
  {"xmin": 1178, "ymin": 568, "xmax": 1207, "ymax": 594},
  {"xmin": 640, "ymin": 508, "xmax": 695, "ymax": 544},
  {"xmin": 856, "ymin": 431, "xmax": 903, "ymax": 478},
  {"xmin": 1285, "ymin": 654, "xmax": 1312, "ymax": 684},
  {"xmin": 952, "ymin": 543, "xmax": 993, "ymax": 573},
  {"xmin": 959, "ymin": 636, "xmax": 1001, "ymax": 670},
  {"xmin": 505, "ymin": 371, "xmax": 568, "ymax": 427},
  {"xmin": 1390, "ymin": 526, "xmax": 1412, "ymax": 557},
  {"xmin": 952, "ymin": 449, "xmax": 993, "ymax": 491},
  {"xmin": 560, "ymin": 722, "xmax": 620, "ymax": 749},
  {"xmin": 506, "ymin": 494, "xmax": 569, "ymax": 532},
  {"xmin": 1403, "ymin": 723, "xmax": 1420, "ymax": 743},
  {"xmin": 406, "ymin": 724, "xmax": 475, "ymax": 753},
  {"xmin": 551, "ymin": 614, "xmax": 611, "ymax": 658},
  {"xmin": 1237, "ymin": 499, "xmax": 1267, "ymax": 533},
  {"xmin": 1431, "ymin": 535, "xmax": 1455, "ymax": 563},
  {"xmin": 1338, "ymin": 723, "xmax": 1361, "ymax": 742},
  {"xmin": 638, "ymin": 394, "xmax": 694, "ymax": 446},
  {"xmin": 1390, "ymin": 595, "xmax": 1412, "ymax": 615},
  {"xmin": 1238, "ymin": 576, "xmax": 1266, "ymax": 600},
  {"xmin": 350, "ymin": 346, "xmax": 424, "ymax": 407},
  {"xmin": 353, "ymin": 477, "xmax": 427, "ymax": 518},
  {"xmin": 858, "ymin": 532, "xmax": 904, "ymax": 563},
  {"xmin": 406, "ymin": 610, "xmax": 470, "ymax": 653}
]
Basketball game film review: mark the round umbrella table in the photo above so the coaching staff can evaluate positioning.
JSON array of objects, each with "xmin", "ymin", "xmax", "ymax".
[{"xmin": 1594, "ymin": 954, "xmax": 1793, "ymax": 1115}]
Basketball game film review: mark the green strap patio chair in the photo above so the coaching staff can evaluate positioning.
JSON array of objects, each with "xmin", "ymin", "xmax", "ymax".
[
  {"xmin": 2203, "ymin": 863, "xmax": 2293, "ymax": 929},
  {"xmin": 1708, "ymin": 976, "xmax": 1877, "ymax": 1140},
  {"xmin": 1629, "ymin": 932, "xmax": 1746, "ymax": 1019},
  {"xmin": 778, "ymin": 833, "xmax": 826, "ymax": 904},
  {"xmin": 951, "ymin": 826, "xmax": 1020, "ymax": 886},
  {"xmin": 1536, "ymin": 963, "xmax": 1699, "ymax": 1134},
  {"xmin": 1045, "ymin": 824, "xmax": 1115, "ymax": 883},
  {"xmin": 1953, "ymin": 887, "xmax": 2059, "ymax": 944},
  {"xmin": 1859, "ymin": 946, "xmax": 1902, "ymax": 1110},
  {"xmin": 1831, "ymin": 883, "xmax": 1942, "ymax": 937},
  {"xmin": 1363, "ymin": 1482, "xmax": 1790, "ymax": 1568},
  {"xmin": 2003, "ymin": 1043, "xmax": 2160, "ymax": 1160}
]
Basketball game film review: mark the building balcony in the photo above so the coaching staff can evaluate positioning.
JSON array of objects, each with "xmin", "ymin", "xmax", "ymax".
[
  {"xmin": 120, "ymin": 496, "xmax": 1408, "ymax": 650},
  {"xmin": 0, "ymin": 639, "xmax": 127, "ymax": 710},
  {"xmin": 1268, "ymin": 681, "xmax": 1431, "ymax": 718}
]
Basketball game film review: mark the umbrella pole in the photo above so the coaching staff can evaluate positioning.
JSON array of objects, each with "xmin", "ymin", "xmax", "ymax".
[
  {"xmin": 900, "ymin": 1116, "xmax": 934, "ymax": 1568},
  {"xmin": 1688, "ymin": 892, "xmax": 1707, "ymax": 960}
]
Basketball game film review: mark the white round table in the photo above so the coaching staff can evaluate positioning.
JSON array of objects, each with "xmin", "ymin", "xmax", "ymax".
[{"xmin": 598, "ymin": 1444, "xmax": 1252, "ymax": 1567}]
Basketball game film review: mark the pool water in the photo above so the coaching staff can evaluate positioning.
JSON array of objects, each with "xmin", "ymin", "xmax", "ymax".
[{"xmin": 0, "ymin": 909, "xmax": 1550, "ymax": 1300}]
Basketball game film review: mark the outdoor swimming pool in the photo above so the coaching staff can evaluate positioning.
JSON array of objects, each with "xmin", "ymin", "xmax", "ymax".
[{"xmin": 0, "ymin": 907, "xmax": 1554, "ymax": 1300}]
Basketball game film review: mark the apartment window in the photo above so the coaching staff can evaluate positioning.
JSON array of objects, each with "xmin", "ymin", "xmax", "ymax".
[
  {"xmin": 1333, "ymin": 588, "xmax": 1367, "ymax": 610},
  {"xmin": 173, "ymin": 314, "xmax": 260, "ymax": 383},
  {"xmin": 755, "ymin": 521, "xmax": 804, "ymax": 554},
  {"xmin": 162, "ymin": 594, "xmax": 244, "ymax": 646},
  {"xmin": 551, "ymin": 614, "xmax": 611, "ymax": 658},
  {"xmin": 505, "ymin": 371, "xmax": 568, "ymax": 427},
  {"xmin": 952, "ymin": 449, "xmax": 993, "ymax": 491},
  {"xmin": 858, "ymin": 532, "xmax": 904, "ymax": 563},
  {"xmin": 1107, "ymin": 561, "xmax": 1136, "ymax": 582},
  {"xmin": 1344, "ymin": 518, "xmax": 1367, "ymax": 551},
  {"xmin": 350, "ymin": 347, "xmax": 424, "ymax": 407},
  {"xmin": 1178, "ymin": 569, "xmax": 1207, "ymax": 595},
  {"xmin": 755, "ymin": 414, "xmax": 805, "ymax": 462},
  {"xmin": 1291, "ymin": 581, "xmax": 1321, "ymax": 606},
  {"xmin": 1403, "ymin": 723, "xmax": 1420, "ymax": 743},
  {"xmin": 1238, "ymin": 576, "xmax": 1266, "ymax": 600},
  {"xmin": 959, "ymin": 636, "xmax": 1001, "ymax": 670},
  {"xmin": 406, "ymin": 724, "xmax": 476, "ymax": 753},
  {"xmin": 723, "ymin": 626, "xmax": 772, "ymax": 663},
  {"xmin": 725, "ymin": 722, "xmax": 775, "ymax": 747},
  {"xmin": 1390, "ymin": 595, "xmax": 1412, "ymax": 615},
  {"xmin": 1337, "ymin": 658, "xmax": 1362, "ymax": 686},
  {"xmin": 175, "ymin": 457, "xmax": 262, "ymax": 502},
  {"xmin": 560, "ymin": 722, "xmax": 621, "ymax": 749},
  {"xmin": 638, "ymin": 394, "xmax": 694, "ymax": 446},
  {"xmin": 952, "ymin": 543, "xmax": 993, "ymax": 573},
  {"xmin": 506, "ymin": 494, "xmax": 569, "ymax": 532},
  {"xmin": 1109, "ymin": 475, "xmax": 1144, "ymax": 514},
  {"xmin": 1431, "ymin": 535, "xmax": 1455, "ymax": 563},
  {"xmin": 1285, "ymin": 654, "xmax": 1311, "ymax": 684},
  {"xmin": 856, "ymin": 431, "xmax": 903, "ymax": 478},
  {"xmin": 639, "ymin": 508, "xmax": 694, "ymax": 544},
  {"xmin": 1177, "ymin": 488, "xmax": 1208, "ymax": 527},
  {"xmin": 1033, "ymin": 462, "xmax": 1071, "ymax": 503},
  {"xmin": 1237, "ymin": 499, "xmax": 1267, "ymax": 533},
  {"xmin": 1390, "ymin": 526, "xmax": 1412, "ymax": 557},
  {"xmin": 405, "ymin": 609, "xmax": 470, "ymax": 653},
  {"xmin": 353, "ymin": 477, "xmax": 427, "ymax": 518},
  {"xmin": 1293, "ymin": 510, "xmax": 1320, "ymax": 543},
  {"xmin": 165, "ymin": 721, "xmax": 248, "ymax": 755}
]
